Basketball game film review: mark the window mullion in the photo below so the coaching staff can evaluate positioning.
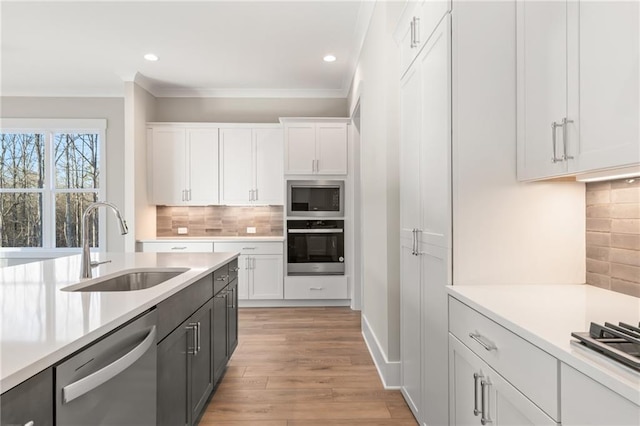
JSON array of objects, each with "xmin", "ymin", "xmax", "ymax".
[{"xmin": 43, "ymin": 131, "xmax": 55, "ymax": 249}]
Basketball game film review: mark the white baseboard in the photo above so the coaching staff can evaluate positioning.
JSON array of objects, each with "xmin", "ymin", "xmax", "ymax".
[
  {"xmin": 361, "ymin": 314, "xmax": 401, "ymax": 389},
  {"xmin": 238, "ymin": 299, "xmax": 351, "ymax": 308}
]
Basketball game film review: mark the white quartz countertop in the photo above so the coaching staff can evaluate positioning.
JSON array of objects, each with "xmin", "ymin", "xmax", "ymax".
[
  {"xmin": 138, "ymin": 236, "xmax": 285, "ymax": 242},
  {"xmin": 447, "ymin": 284, "xmax": 640, "ymax": 405},
  {"xmin": 0, "ymin": 251, "xmax": 238, "ymax": 393}
]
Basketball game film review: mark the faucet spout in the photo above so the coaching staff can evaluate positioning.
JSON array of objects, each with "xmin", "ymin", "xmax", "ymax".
[{"xmin": 80, "ymin": 201, "xmax": 128, "ymax": 279}]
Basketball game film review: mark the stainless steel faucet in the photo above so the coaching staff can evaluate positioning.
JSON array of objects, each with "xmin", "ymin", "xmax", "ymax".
[{"xmin": 80, "ymin": 201, "xmax": 128, "ymax": 279}]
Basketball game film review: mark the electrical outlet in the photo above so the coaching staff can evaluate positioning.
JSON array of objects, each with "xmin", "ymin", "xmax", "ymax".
[
  {"xmin": 177, "ymin": 227, "xmax": 188, "ymax": 235},
  {"xmin": 246, "ymin": 227, "xmax": 257, "ymax": 234}
]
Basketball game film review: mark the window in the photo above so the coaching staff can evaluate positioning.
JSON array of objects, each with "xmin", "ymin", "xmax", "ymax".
[{"xmin": 0, "ymin": 119, "xmax": 106, "ymax": 251}]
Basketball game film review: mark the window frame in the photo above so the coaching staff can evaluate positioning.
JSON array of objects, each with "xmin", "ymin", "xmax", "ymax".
[{"xmin": 0, "ymin": 118, "xmax": 107, "ymax": 256}]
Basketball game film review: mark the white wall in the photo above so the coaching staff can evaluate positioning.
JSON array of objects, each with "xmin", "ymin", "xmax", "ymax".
[
  {"xmin": 154, "ymin": 97, "xmax": 348, "ymax": 122},
  {"xmin": 0, "ymin": 96, "xmax": 126, "ymax": 251},
  {"xmin": 123, "ymin": 82, "xmax": 157, "ymax": 251},
  {"xmin": 451, "ymin": 1, "xmax": 586, "ymax": 285},
  {"xmin": 347, "ymin": 1, "xmax": 404, "ymax": 373}
]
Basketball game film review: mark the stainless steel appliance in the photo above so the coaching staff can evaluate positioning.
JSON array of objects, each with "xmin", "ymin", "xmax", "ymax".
[
  {"xmin": 287, "ymin": 220, "xmax": 345, "ymax": 275},
  {"xmin": 571, "ymin": 321, "xmax": 640, "ymax": 371},
  {"xmin": 287, "ymin": 180, "xmax": 344, "ymax": 217},
  {"xmin": 56, "ymin": 310, "xmax": 157, "ymax": 425}
]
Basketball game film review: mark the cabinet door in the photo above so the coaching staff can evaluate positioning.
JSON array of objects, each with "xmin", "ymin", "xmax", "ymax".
[
  {"xmin": 400, "ymin": 60, "xmax": 422, "ymax": 242},
  {"xmin": 449, "ymin": 335, "xmax": 556, "ymax": 426},
  {"xmin": 569, "ymin": 1, "xmax": 639, "ymax": 172},
  {"xmin": 0, "ymin": 368, "xmax": 53, "ymax": 426},
  {"xmin": 417, "ymin": 0, "xmax": 451, "ymax": 48},
  {"xmin": 400, "ymin": 242, "xmax": 422, "ymax": 421},
  {"xmin": 189, "ymin": 300, "xmax": 214, "ymax": 423},
  {"xmin": 186, "ymin": 128, "xmax": 219, "ymax": 205},
  {"xmin": 254, "ymin": 128, "xmax": 284, "ymax": 204},
  {"xmin": 212, "ymin": 291, "xmax": 228, "ymax": 384},
  {"xmin": 227, "ymin": 280, "xmax": 239, "ymax": 357},
  {"xmin": 561, "ymin": 363, "xmax": 639, "ymax": 426},
  {"xmin": 150, "ymin": 127, "xmax": 186, "ymax": 205},
  {"xmin": 249, "ymin": 255, "xmax": 284, "ymax": 299},
  {"xmin": 421, "ymin": 243, "xmax": 450, "ymax": 426},
  {"xmin": 220, "ymin": 128, "xmax": 253, "ymax": 205},
  {"xmin": 284, "ymin": 124, "xmax": 316, "ymax": 174},
  {"xmin": 516, "ymin": 1, "xmax": 569, "ymax": 180},
  {"xmin": 316, "ymin": 123, "xmax": 348, "ymax": 175},
  {"xmin": 419, "ymin": 14, "xmax": 451, "ymax": 248},
  {"xmin": 157, "ymin": 322, "xmax": 190, "ymax": 426}
]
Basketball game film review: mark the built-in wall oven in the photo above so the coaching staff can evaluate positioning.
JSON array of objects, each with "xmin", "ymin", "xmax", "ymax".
[
  {"xmin": 287, "ymin": 180, "xmax": 344, "ymax": 217},
  {"xmin": 287, "ymin": 220, "xmax": 345, "ymax": 275}
]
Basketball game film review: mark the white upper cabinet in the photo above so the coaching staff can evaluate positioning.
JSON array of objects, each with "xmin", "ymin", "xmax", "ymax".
[
  {"xmin": 395, "ymin": 0, "xmax": 452, "ymax": 77},
  {"xmin": 517, "ymin": 0, "xmax": 639, "ymax": 181},
  {"xmin": 219, "ymin": 128, "xmax": 254, "ymax": 205},
  {"xmin": 282, "ymin": 119, "xmax": 349, "ymax": 175},
  {"xmin": 571, "ymin": 1, "xmax": 639, "ymax": 172},
  {"xmin": 149, "ymin": 125, "xmax": 219, "ymax": 205},
  {"xmin": 254, "ymin": 128, "xmax": 285, "ymax": 205},
  {"xmin": 220, "ymin": 126, "xmax": 284, "ymax": 205},
  {"xmin": 516, "ymin": 0, "xmax": 570, "ymax": 180}
]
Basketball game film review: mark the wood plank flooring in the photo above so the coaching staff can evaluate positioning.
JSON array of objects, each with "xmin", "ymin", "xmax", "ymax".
[{"xmin": 200, "ymin": 307, "xmax": 418, "ymax": 426}]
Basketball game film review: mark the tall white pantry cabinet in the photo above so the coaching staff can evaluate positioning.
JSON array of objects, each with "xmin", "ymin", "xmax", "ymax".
[{"xmin": 396, "ymin": 1, "xmax": 586, "ymax": 425}]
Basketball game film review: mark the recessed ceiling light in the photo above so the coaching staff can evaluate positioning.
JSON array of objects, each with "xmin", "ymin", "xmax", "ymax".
[
  {"xmin": 144, "ymin": 53, "xmax": 159, "ymax": 62},
  {"xmin": 323, "ymin": 55, "xmax": 337, "ymax": 63}
]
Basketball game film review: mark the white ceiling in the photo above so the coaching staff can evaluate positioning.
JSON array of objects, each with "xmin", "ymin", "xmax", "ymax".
[{"xmin": 1, "ymin": 1, "xmax": 374, "ymax": 98}]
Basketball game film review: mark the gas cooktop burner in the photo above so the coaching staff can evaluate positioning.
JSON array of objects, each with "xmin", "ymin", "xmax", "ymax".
[{"xmin": 571, "ymin": 322, "xmax": 640, "ymax": 372}]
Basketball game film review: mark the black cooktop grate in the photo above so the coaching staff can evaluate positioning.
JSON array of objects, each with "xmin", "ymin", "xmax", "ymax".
[{"xmin": 571, "ymin": 322, "xmax": 640, "ymax": 372}]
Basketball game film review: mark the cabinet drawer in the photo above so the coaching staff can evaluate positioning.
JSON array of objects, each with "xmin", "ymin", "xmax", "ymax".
[
  {"xmin": 140, "ymin": 242, "xmax": 214, "ymax": 253},
  {"xmin": 284, "ymin": 276, "xmax": 348, "ymax": 299},
  {"xmin": 213, "ymin": 264, "xmax": 230, "ymax": 295},
  {"xmin": 228, "ymin": 258, "xmax": 239, "ymax": 282},
  {"xmin": 448, "ymin": 297, "xmax": 559, "ymax": 420},
  {"xmin": 157, "ymin": 274, "xmax": 213, "ymax": 342},
  {"xmin": 215, "ymin": 241, "xmax": 283, "ymax": 255}
]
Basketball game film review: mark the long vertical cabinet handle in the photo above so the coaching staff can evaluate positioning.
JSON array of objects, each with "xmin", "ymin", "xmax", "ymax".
[
  {"xmin": 410, "ymin": 18, "xmax": 415, "ymax": 48},
  {"xmin": 413, "ymin": 17, "xmax": 420, "ymax": 47},
  {"xmin": 480, "ymin": 379, "xmax": 493, "ymax": 425},
  {"xmin": 187, "ymin": 323, "xmax": 198, "ymax": 355},
  {"xmin": 473, "ymin": 373, "xmax": 483, "ymax": 416},
  {"xmin": 411, "ymin": 229, "xmax": 416, "ymax": 255},
  {"xmin": 196, "ymin": 322, "xmax": 201, "ymax": 353},
  {"xmin": 562, "ymin": 117, "xmax": 574, "ymax": 160},
  {"xmin": 551, "ymin": 121, "xmax": 563, "ymax": 163}
]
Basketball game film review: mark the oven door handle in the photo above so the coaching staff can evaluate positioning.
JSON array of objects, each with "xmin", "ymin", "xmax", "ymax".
[{"xmin": 288, "ymin": 229, "xmax": 343, "ymax": 234}]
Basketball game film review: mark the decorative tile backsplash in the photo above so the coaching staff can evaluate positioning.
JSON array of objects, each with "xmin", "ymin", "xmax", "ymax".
[
  {"xmin": 157, "ymin": 206, "xmax": 283, "ymax": 237},
  {"xmin": 586, "ymin": 178, "xmax": 640, "ymax": 297}
]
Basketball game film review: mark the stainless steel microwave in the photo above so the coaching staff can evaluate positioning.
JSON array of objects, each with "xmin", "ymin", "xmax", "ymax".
[{"xmin": 286, "ymin": 180, "xmax": 344, "ymax": 217}]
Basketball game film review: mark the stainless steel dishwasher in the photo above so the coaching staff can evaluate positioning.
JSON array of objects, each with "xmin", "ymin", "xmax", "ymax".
[{"xmin": 56, "ymin": 310, "xmax": 157, "ymax": 425}]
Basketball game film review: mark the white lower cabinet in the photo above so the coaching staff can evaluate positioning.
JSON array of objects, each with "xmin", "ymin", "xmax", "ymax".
[
  {"xmin": 449, "ymin": 335, "xmax": 556, "ymax": 426},
  {"xmin": 284, "ymin": 275, "xmax": 348, "ymax": 300},
  {"xmin": 215, "ymin": 242, "xmax": 284, "ymax": 300},
  {"xmin": 561, "ymin": 363, "xmax": 640, "ymax": 426}
]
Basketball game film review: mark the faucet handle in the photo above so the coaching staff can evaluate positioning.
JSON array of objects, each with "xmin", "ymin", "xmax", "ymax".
[{"xmin": 90, "ymin": 260, "xmax": 112, "ymax": 268}]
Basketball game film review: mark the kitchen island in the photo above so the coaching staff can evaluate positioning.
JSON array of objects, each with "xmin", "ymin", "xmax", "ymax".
[{"xmin": 0, "ymin": 251, "xmax": 238, "ymax": 393}]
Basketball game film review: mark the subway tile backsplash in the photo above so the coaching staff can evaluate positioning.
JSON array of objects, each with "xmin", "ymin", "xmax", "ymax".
[
  {"xmin": 157, "ymin": 205, "xmax": 283, "ymax": 237},
  {"xmin": 586, "ymin": 178, "xmax": 640, "ymax": 297}
]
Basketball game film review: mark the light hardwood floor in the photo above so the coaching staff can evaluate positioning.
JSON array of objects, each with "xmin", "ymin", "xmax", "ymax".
[{"xmin": 200, "ymin": 307, "xmax": 418, "ymax": 426}]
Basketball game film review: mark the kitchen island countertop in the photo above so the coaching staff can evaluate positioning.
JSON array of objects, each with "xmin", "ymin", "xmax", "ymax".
[
  {"xmin": 0, "ymin": 251, "xmax": 237, "ymax": 393},
  {"xmin": 447, "ymin": 284, "xmax": 640, "ymax": 405}
]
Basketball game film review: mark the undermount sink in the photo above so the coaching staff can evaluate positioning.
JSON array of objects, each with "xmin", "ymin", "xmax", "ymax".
[{"xmin": 63, "ymin": 268, "xmax": 189, "ymax": 292}]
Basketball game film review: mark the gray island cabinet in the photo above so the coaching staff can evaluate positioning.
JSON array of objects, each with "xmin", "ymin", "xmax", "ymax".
[
  {"xmin": 157, "ymin": 258, "xmax": 239, "ymax": 426},
  {"xmin": 0, "ymin": 254, "xmax": 239, "ymax": 426}
]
